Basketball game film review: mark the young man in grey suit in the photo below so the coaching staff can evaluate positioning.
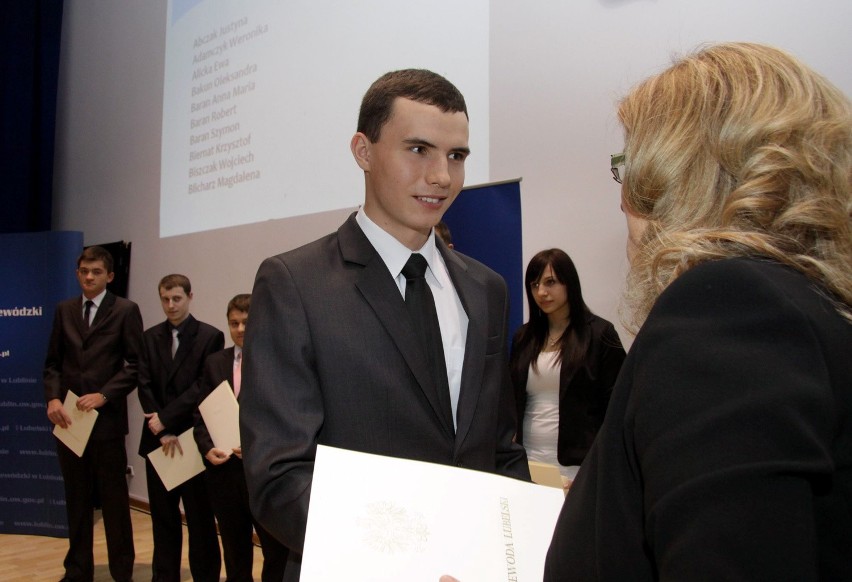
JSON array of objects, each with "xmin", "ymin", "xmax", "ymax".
[
  {"xmin": 137, "ymin": 274, "xmax": 223, "ymax": 582},
  {"xmin": 240, "ymin": 69, "xmax": 530, "ymax": 579},
  {"xmin": 44, "ymin": 245, "xmax": 143, "ymax": 582}
]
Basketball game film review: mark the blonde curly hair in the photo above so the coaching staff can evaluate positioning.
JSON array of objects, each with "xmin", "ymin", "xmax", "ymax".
[{"xmin": 618, "ymin": 42, "xmax": 852, "ymax": 334}]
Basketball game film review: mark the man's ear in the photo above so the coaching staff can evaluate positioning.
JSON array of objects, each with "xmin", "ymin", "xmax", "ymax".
[{"xmin": 350, "ymin": 132, "xmax": 371, "ymax": 172}]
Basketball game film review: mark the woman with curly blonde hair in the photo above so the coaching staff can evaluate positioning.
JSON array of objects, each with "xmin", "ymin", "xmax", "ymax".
[{"xmin": 545, "ymin": 43, "xmax": 852, "ymax": 581}]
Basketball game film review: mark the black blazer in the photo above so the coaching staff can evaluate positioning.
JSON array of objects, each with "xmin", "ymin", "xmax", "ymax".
[
  {"xmin": 240, "ymin": 213, "xmax": 530, "ymax": 565},
  {"xmin": 511, "ymin": 313, "xmax": 625, "ymax": 466},
  {"xmin": 137, "ymin": 314, "xmax": 224, "ymax": 456},
  {"xmin": 44, "ymin": 291, "xmax": 144, "ymax": 441},
  {"xmin": 545, "ymin": 258, "xmax": 852, "ymax": 581},
  {"xmin": 193, "ymin": 346, "xmax": 236, "ymax": 457}
]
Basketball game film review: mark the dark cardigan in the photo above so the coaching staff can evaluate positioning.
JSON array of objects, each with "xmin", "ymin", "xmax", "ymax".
[{"xmin": 511, "ymin": 313, "xmax": 626, "ymax": 466}]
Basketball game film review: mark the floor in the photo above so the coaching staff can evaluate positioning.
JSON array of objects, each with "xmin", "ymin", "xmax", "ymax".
[{"xmin": 0, "ymin": 506, "xmax": 265, "ymax": 581}]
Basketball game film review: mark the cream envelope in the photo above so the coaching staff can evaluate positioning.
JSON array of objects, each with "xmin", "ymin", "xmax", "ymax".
[
  {"xmin": 198, "ymin": 380, "xmax": 240, "ymax": 454},
  {"xmin": 52, "ymin": 391, "xmax": 98, "ymax": 457},
  {"xmin": 146, "ymin": 428, "xmax": 205, "ymax": 491}
]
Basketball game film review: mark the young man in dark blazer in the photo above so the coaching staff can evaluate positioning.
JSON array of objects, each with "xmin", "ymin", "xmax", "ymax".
[
  {"xmin": 44, "ymin": 245, "xmax": 143, "ymax": 582},
  {"xmin": 137, "ymin": 274, "xmax": 223, "ymax": 582},
  {"xmin": 194, "ymin": 293, "xmax": 288, "ymax": 582},
  {"xmin": 240, "ymin": 69, "xmax": 530, "ymax": 580}
]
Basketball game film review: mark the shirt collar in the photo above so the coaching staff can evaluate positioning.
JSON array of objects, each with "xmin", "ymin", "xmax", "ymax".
[
  {"xmin": 170, "ymin": 316, "xmax": 191, "ymax": 334},
  {"xmin": 355, "ymin": 207, "xmax": 442, "ymax": 285},
  {"xmin": 82, "ymin": 288, "xmax": 107, "ymax": 308}
]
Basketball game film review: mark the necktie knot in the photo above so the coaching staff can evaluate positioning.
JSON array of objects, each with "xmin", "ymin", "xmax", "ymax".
[{"xmin": 402, "ymin": 253, "xmax": 428, "ymax": 280}]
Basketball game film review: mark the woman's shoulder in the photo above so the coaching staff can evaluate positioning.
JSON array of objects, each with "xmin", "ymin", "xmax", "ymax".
[
  {"xmin": 663, "ymin": 257, "xmax": 825, "ymax": 304},
  {"xmin": 586, "ymin": 312, "xmax": 619, "ymax": 336},
  {"xmin": 652, "ymin": 256, "xmax": 849, "ymax": 333}
]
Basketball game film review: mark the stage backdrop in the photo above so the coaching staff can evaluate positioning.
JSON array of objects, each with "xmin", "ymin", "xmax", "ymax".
[
  {"xmin": 443, "ymin": 179, "xmax": 523, "ymax": 347},
  {"xmin": 0, "ymin": 231, "xmax": 83, "ymax": 536}
]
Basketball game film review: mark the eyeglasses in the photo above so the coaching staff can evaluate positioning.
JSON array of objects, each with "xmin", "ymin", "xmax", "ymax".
[{"xmin": 610, "ymin": 153, "xmax": 625, "ymax": 184}]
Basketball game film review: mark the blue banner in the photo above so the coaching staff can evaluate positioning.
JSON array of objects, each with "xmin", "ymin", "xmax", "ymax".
[
  {"xmin": 0, "ymin": 231, "xmax": 83, "ymax": 536},
  {"xmin": 443, "ymin": 179, "xmax": 523, "ymax": 345}
]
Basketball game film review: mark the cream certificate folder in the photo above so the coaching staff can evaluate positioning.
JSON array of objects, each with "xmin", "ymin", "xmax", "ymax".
[
  {"xmin": 146, "ymin": 428, "xmax": 205, "ymax": 491},
  {"xmin": 52, "ymin": 391, "xmax": 98, "ymax": 457},
  {"xmin": 528, "ymin": 460, "xmax": 566, "ymax": 490},
  {"xmin": 301, "ymin": 445, "xmax": 566, "ymax": 582},
  {"xmin": 198, "ymin": 380, "xmax": 240, "ymax": 454}
]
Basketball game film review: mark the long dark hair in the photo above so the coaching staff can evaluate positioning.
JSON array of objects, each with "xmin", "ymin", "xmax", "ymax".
[{"xmin": 510, "ymin": 249, "xmax": 593, "ymax": 378}]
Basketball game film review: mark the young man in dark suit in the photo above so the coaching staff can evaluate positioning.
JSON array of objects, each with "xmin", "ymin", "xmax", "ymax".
[
  {"xmin": 194, "ymin": 294, "xmax": 288, "ymax": 582},
  {"xmin": 240, "ymin": 69, "xmax": 530, "ymax": 579},
  {"xmin": 137, "ymin": 274, "xmax": 223, "ymax": 582},
  {"xmin": 44, "ymin": 245, "xmax": 143, "ymax": 582}
]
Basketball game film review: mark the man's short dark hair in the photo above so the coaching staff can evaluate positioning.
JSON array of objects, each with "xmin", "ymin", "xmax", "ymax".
[
  {"xmin": 77, "ymin": 245, "xmax": 114, "ymax": 273},
  {"xmin": 158, "ymin": 274, "xmax": 191, "ymax": 294},
  {"xmin": 357, "ymin": 69, "xmax": 468, "ymax": 143},
  {"xmin": 227, "ymin": 293, "xmax": 251, "ymax": 316}
]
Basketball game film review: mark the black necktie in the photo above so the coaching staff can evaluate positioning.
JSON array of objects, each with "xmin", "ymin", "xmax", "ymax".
[
  {"xmin": 83, "ymin": 300, "xmax": 94, "ymax": 329},
  {"xmin": 402, "ymin": 254, "xmax": 453, "ymax": 431}
]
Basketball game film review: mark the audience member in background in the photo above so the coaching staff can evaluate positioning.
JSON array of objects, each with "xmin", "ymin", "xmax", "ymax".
[
  {"xmin": 44, "ymin": 245, "xmax": 142, "ymax": 582},
  {"xmin": 545, "ymin": 42, "xmax": 852, "ymax": 580},
  {"xmin": 510, "ymin": 248, "xmax": 625, "ymax": 488},
  {"xmin": 138, "ymin": 274, "xmax": 223, "ymax": 582},
  {"xmin": 434, "ymin": 220, "xmax": 454, "ymax": 249},
  {"xmin": 194, "ymin": 293, "xmax": 288, "ymax": 581}
]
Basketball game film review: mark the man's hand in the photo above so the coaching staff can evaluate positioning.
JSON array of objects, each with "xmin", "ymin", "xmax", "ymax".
[
  {"xmin": 232, "ymin": 446, "xmax": 242, "ymax": 459},
  {"xmin": 205, "ymin": 447, "xmax": 231, "ymax": 465},
  {"xmin": 47, "ymin": 398, "xmax": 72, "ymax": 429},
  {"xmin": 159, "ymin": 434, "xmax": 183, "ymax": 458},
  {"xmin": 145, "ymin": 412, "xmax": 166, "ymax": 435},
  {"xmin": 76, "ymin": 392, "xmax": 107, "ymax": 412}
]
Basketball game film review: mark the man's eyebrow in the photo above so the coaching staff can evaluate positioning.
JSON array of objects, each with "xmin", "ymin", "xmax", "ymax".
[{"xmin": 403, "ymin": 137, "xmax": 436, "ymax": 148}]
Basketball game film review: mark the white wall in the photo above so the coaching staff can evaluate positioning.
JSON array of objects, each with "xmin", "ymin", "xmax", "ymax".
[
  {"xmin": 53, "ymin": 0, "xmax": 852, "ymax": 501},
  {"xmin": 490, "ymin": 0, "xmax": 852, "ymax": 330}
]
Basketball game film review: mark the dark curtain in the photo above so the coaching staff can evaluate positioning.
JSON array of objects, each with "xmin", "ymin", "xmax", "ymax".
[{"xmin": 1, "ymin": 1, "xmax": 64, "ymax": 233}]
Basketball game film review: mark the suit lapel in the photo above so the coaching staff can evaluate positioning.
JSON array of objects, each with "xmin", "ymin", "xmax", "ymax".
[
  {"xmin": 440, "ymin": 244, "xmax": 489, "ymax": 449},
  {"xmin": 222, "ymin": 347, "xmax": 237, "ymax": 398},
  {"xmin": 90, "ymin": 291, "xmax": 115, "ymax": 330},
  {"xmin": 340, "ymin": 215, "xmax": 455, "ymax": 437},
  {"xmin": 154, "ymin": 322, "xmax": 173, "ymax": 376},
  {"xmin": 80, "ymin": 291, "xmax": 115, "ymax": 342}
]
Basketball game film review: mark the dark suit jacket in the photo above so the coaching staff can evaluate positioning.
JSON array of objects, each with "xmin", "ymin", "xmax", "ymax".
[
  {"xmin": 137, "ymin": 314, "xmax": 224, "ymax": 456},
  {"xmin": 545, "ymin": 258, "xmax": 852, "ymax": 581},
  {"xmin": 511, "ymin": 313, "xmax": 625, "ymax": 466},
  {"xmin": 193, "ymin": 347, "xmax": 236, "ymax": 457},
  {"xmin": 241, "ymin": 213, "xmax": 529, "ymax": 560},
  {"xmin": 44, "ymin": 291, "xmax": 144, "ymax": 440}
]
